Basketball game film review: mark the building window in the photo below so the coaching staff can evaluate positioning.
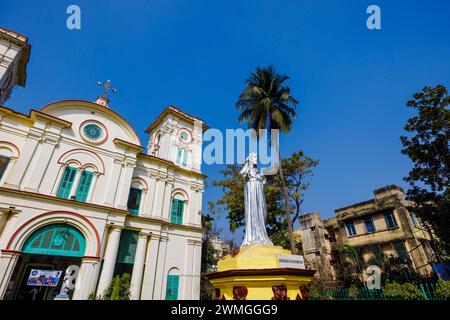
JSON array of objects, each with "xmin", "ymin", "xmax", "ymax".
[
  {"xmin": 170, "ymin": 198, "xmax": 184, "ymax": 224},
  {"xmin": 384, "ymin": 211, "xmax": 398, "ymax": 229},
  {"xmin": 114, "ymin": 230, "xmax": 138, "ymax": 277},
  {"xmin": 127, "ymin": 187, "xmax": 142, "ymax": 216},
  {"xmin": 22, "ymin": 224, "xmax": 86, "ymax": 257},
  {"xmin": 409, "ymin": 212, "xmax": 418, "ymax": 226},
  {"xmin": 176, "ymin": 147, "xmax": 189, "ymax": 167},
  {"xmin": 74, "ymin": 170, "xmax": 93, "ymax": 202},
  {"xmin": 80, "ymin": 120, "xmax": 107, "ymax": 144},
  {"xmin": 83, "ymin": 124, "xmax": 103, "ymax": 141},
  {"xmin": 0, "ymin": 155, "xmax": 10, "ymax": 181},
  {"xmin": 345, "ymin": 221, "xmax": 357, "ymax": 236},
  {"xmin": 56, "ymin": 166, "xmax": 77, "ymax": 199},
  {"xmin": 165, "ymin": 274, "xmax": 180, "ymax": 300},
  {"xmin": 364, "ymin": 215, "xmax": 376, "ymax": 233},
  {"xmin": 392, "ymin": 241, "xmax": 409, "ymax": 262}
]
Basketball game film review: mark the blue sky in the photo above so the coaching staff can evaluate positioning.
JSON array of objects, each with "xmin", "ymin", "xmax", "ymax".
[{"xmin": 2, "ymin": 0, "xmax": 449, "ymax": 244}]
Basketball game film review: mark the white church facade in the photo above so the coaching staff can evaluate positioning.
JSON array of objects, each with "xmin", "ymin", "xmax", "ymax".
[{"xmin": 0, "ymin": 27, "xmax": 206, "ymax": 300}]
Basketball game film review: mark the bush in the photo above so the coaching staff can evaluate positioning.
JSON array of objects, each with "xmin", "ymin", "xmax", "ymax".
[
  {"xmin": 434, "ymin": 279, "xmax": 450, "ymax": 299},
  {"xmin": 348, "ymin": 286, "xmax": 359, "ymax": 299},
  {"xmin": 102, "ymin": 273, "xmax": 131, "ymax": 300},
  {"xmin": 383, "ymin": 282, "xmax": 423, "ymax": 300}
]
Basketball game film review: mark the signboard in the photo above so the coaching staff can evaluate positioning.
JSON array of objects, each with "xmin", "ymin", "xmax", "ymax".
[
  {"xmin": 278, "ymin": 254, "xmax": 306, "ymax": 269},
  {"xmin": 27, "ymin": 269, "xmax": 62, "ymax": 287}
]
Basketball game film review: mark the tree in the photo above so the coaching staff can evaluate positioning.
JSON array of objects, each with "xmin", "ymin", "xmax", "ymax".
[
  {"xmin": 200, "ymin": 213, "xmax": 216, "ymax": 300},
  {"xmin": 102, "ymin": 273, "xmax": 131, "ymax": 300},
  {"xmin": 236, "ymin": 66, "xmax": 299, "ymax": 253},
  {"xmin": 211, "ymin": 150, "xmax": 317, "ymax": 249},
  {"xmin": 400, "ymin": 85, "xmax": 450, "ymax": 255}
]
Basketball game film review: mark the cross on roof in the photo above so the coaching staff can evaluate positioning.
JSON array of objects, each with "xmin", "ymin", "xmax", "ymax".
[{"xmin": 97, "ymin": 79, "xmax": 117, "ymax": 98}]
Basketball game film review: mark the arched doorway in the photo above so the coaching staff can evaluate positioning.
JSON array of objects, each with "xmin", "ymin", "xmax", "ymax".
[{"xmin": 6, "ymin": 224, "xmax": 86, "ymax": 300}]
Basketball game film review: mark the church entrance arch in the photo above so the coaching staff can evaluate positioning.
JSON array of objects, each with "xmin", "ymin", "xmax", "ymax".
[{"xmin": 5, "ymin": 224, "xmax": 86, "ymax": 300}]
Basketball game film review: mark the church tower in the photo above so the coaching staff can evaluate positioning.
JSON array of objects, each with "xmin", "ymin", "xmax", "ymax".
[
  {"xmin": 145, "ymin": 105, "xmax": 207, "ymax": 172},
  {"xmin": 0, "ymin": 26, "xmax": 31, "ymax": 105}
]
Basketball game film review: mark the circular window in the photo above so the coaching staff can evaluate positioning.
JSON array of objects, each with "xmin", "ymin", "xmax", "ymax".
[
  {"xmin": 80, "ymin": 120, "xmax": 107, "ymax": 144},
  {"xmin": 83, "ymin": 124, "xmax": 103, "ymax": 141},
  {"xmin": 179, "ymin": 130, "xmax": 191, "ymax": 143}
]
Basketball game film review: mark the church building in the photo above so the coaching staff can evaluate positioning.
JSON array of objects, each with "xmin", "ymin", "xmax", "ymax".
[{"xmin": 0, "ymin": 27, "xmax": 206, "ymax": 300}]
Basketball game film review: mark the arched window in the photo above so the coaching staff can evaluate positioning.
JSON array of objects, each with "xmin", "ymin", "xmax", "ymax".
[
  {"xmin": 127, "ymin": 179, "xmax": 147, "ymax": 216},
  {"xmin": 0, "ymin": 141, "xmax": 20, "ymax": 185},
  {"xmin": 74, "ymin": 167, "xmax": 94, "ymax": 202},
  {"xmin": 0, "ymin": 155, "xmax": 10, "ymax": 181},
  {"xmin": 56, "ymin": 165, "xmax": 78, "ymax": 199},
  {"xmin": 22, "ymin": 224, "xmax": 86, "ymax": 257},
  {"xmin": 170, "ymin": 192, "xmax": 187, "ymax": 225},
  {"xmin": 165, "ymin": 268, "xmax": 180, "ymax": 300},
  {"xmin": 56, "ymin": 164, "xmax": 97, "ymax": 202},
  {"xmin": 175, "ymin": 146, "xmax": 190, "ymax": 167}
]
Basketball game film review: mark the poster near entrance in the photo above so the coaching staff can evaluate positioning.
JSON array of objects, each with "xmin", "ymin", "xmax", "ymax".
[{"xmin": 26, "ymin": 269, "xmax": 63, "ymax": 287}]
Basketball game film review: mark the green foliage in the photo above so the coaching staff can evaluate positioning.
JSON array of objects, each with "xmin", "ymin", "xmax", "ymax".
[
  {"xmin": 102, "ymin": 273, "xmax": 130, "ymax": 300},
  {"xmin": 210, "ymin": 151, "xmax": 317, "ymax": 249},
  {"xmin": 236, "ymin": 65, "xmax": 298, "ymax": 134},
  {"xmin": 401, "ymin": 85, "xmax": 450, "ymax": 255},
  {"xmin": 347, "ymin": 285, "xmax": 359, "ymax": 299},
  {"xmin": 306, "ymin": 278, "xmax": 332, "ymax": 300},
  {"xmin": 435, "ymin": 279, "xmax": 450, "ymax": 299},
  {"xmin": 383, "ymin": 282, "xmax": 423, "ymax": 300},
  {"xmin": 88, "ymin": 292, "xmax": 97, "ymax": 300},
  {"xmin": 200, "ymin": 213, "xmax": 217, "ymax": 300}
]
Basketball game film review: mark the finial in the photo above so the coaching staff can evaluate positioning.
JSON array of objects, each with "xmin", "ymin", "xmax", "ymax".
[{"xmin": 97, "ymin": 79, "xmax": 117, "ymax": 98}]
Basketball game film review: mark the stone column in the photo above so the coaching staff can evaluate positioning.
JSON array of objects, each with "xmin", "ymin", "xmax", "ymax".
[
  {"xmin": 152, "ymin": 235, "xmax": 168, "ymax": 300},
  {"xmin": 192, "ymin": 242, "xmax": 202, "ymax": 300},
  {"xmin": 140, "ymin": 234, "xmax": 161, "ymax": 299},
  {"xmin": 152, "ymin": 178, "xmax": 166, "ymax": 219},
  {"xmin": 23, "ymin": 133, "xmax": 60, "ymax": 192},
  {"xmin": 0, "ymin": 209, "xmax": 21, "ymax": 250},
  {"xmin": 0, "ymin": 210, "xmax": 9, "ymax": 237},
  {"xmin": 4, "ymin": 129, "xmax": 41, "ymax": 189},
  {"xmin": 161, "ymin": 180, "xmax": 173, "ymax": 221},
  {"xmin": 0, "ymin": 250, "xmax": 21, "ymax": 299},
  {"xmin": 96, "ymin": 226, "xmax": 122, "ymax": 297},
  {"xmin": 72, "ymin": 257, "xmax": 100, "ymax": 300},
  {"xmin": 129, "ymin": 233, "xmax": 148, "ymax": 300},
  {"xmin": 144, "ymin": 176, "xmax": 157, "ymax": 216},
  {"xmin": 103, "ymin": 160, "xmax": 123, "ymax": 207},
  {"xmin": 114, "ymin": 161, "xmax": 136, "ymax": 210}
]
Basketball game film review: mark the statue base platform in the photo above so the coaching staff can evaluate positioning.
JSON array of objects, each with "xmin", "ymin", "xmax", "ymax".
[{"xmin": 204, "ymin": 245, "xmax": 315, "ymax": 300}]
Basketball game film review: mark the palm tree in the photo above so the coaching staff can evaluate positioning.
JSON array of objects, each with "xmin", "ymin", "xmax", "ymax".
[{"xmin": 236, "ymin": 65, "xmax": 298, "ymax": 253}]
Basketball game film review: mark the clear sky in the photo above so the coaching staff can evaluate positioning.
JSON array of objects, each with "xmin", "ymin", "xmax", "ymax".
[{"xmin": 2, "ymin": 0, "xmax": 449, "ymax": 244}]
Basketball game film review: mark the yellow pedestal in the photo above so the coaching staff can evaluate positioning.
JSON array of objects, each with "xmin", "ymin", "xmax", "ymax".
[{"xmin": 205, "ymin": 245, "xmax": 315, "ymax": 300}]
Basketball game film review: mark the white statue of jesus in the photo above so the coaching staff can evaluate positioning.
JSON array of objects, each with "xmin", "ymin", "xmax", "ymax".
[{"xmin": 240, "ymin": 153, "xmax": 273, "ymax": 246}]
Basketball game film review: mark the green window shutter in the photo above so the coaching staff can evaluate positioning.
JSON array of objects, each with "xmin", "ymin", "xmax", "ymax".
[
  {"xmin": 170, "ymin": 199, "xmax": 184, "ymax": 224},
  {"xmin": 170, "ymin": 199, "xmax": 179, "ymax": 224},
  {"xmin": 176, "ymin": 147, "xmax": 182, "ymax": 164},
  {"xmin": 177, "ymin": 200, "xmax": 184, "ymax": 224},
  {"xmin": 127, "ymin": 188, "xmax": 142, "ymax": 216},
  {"xmin": 22, "ymin": 224, "xmax": 86, "ymax": 257},
  {"xmin": 165, "ymin": 275, "xmax": 180, "ymax": 300},
  {"xmin": 56, "ymin": 166, "xmax": 77, "ymax": 199},
  {"xmin": 75, "ymin": 171, "xmax": 93, "ymax": 202},
  {"xmin": 116, "ymin": 230, "xmax": 138, "ymax": 264},
  {"xmin": 182, "ymin": 150, "xmax": 188, "ymax": 167}
]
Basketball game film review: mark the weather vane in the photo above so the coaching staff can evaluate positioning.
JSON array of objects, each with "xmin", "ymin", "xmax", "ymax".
[{"xmin": 97, "ymin": 79, "xmax": 117, "ymax": 98}]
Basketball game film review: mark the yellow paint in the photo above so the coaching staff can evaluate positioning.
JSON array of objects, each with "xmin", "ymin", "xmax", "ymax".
[
  {"xmin": 217, "ymin": 244, "xmax": 290, "ymax": 271},
  {"xmin": 210, "ymin": 245, "xmax": 314, "ymax": 300}
]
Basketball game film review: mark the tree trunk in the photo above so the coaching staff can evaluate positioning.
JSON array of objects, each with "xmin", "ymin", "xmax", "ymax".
[{"xmin": 275, "ymin": 147, "xmax": 296, "ymax": 254}]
